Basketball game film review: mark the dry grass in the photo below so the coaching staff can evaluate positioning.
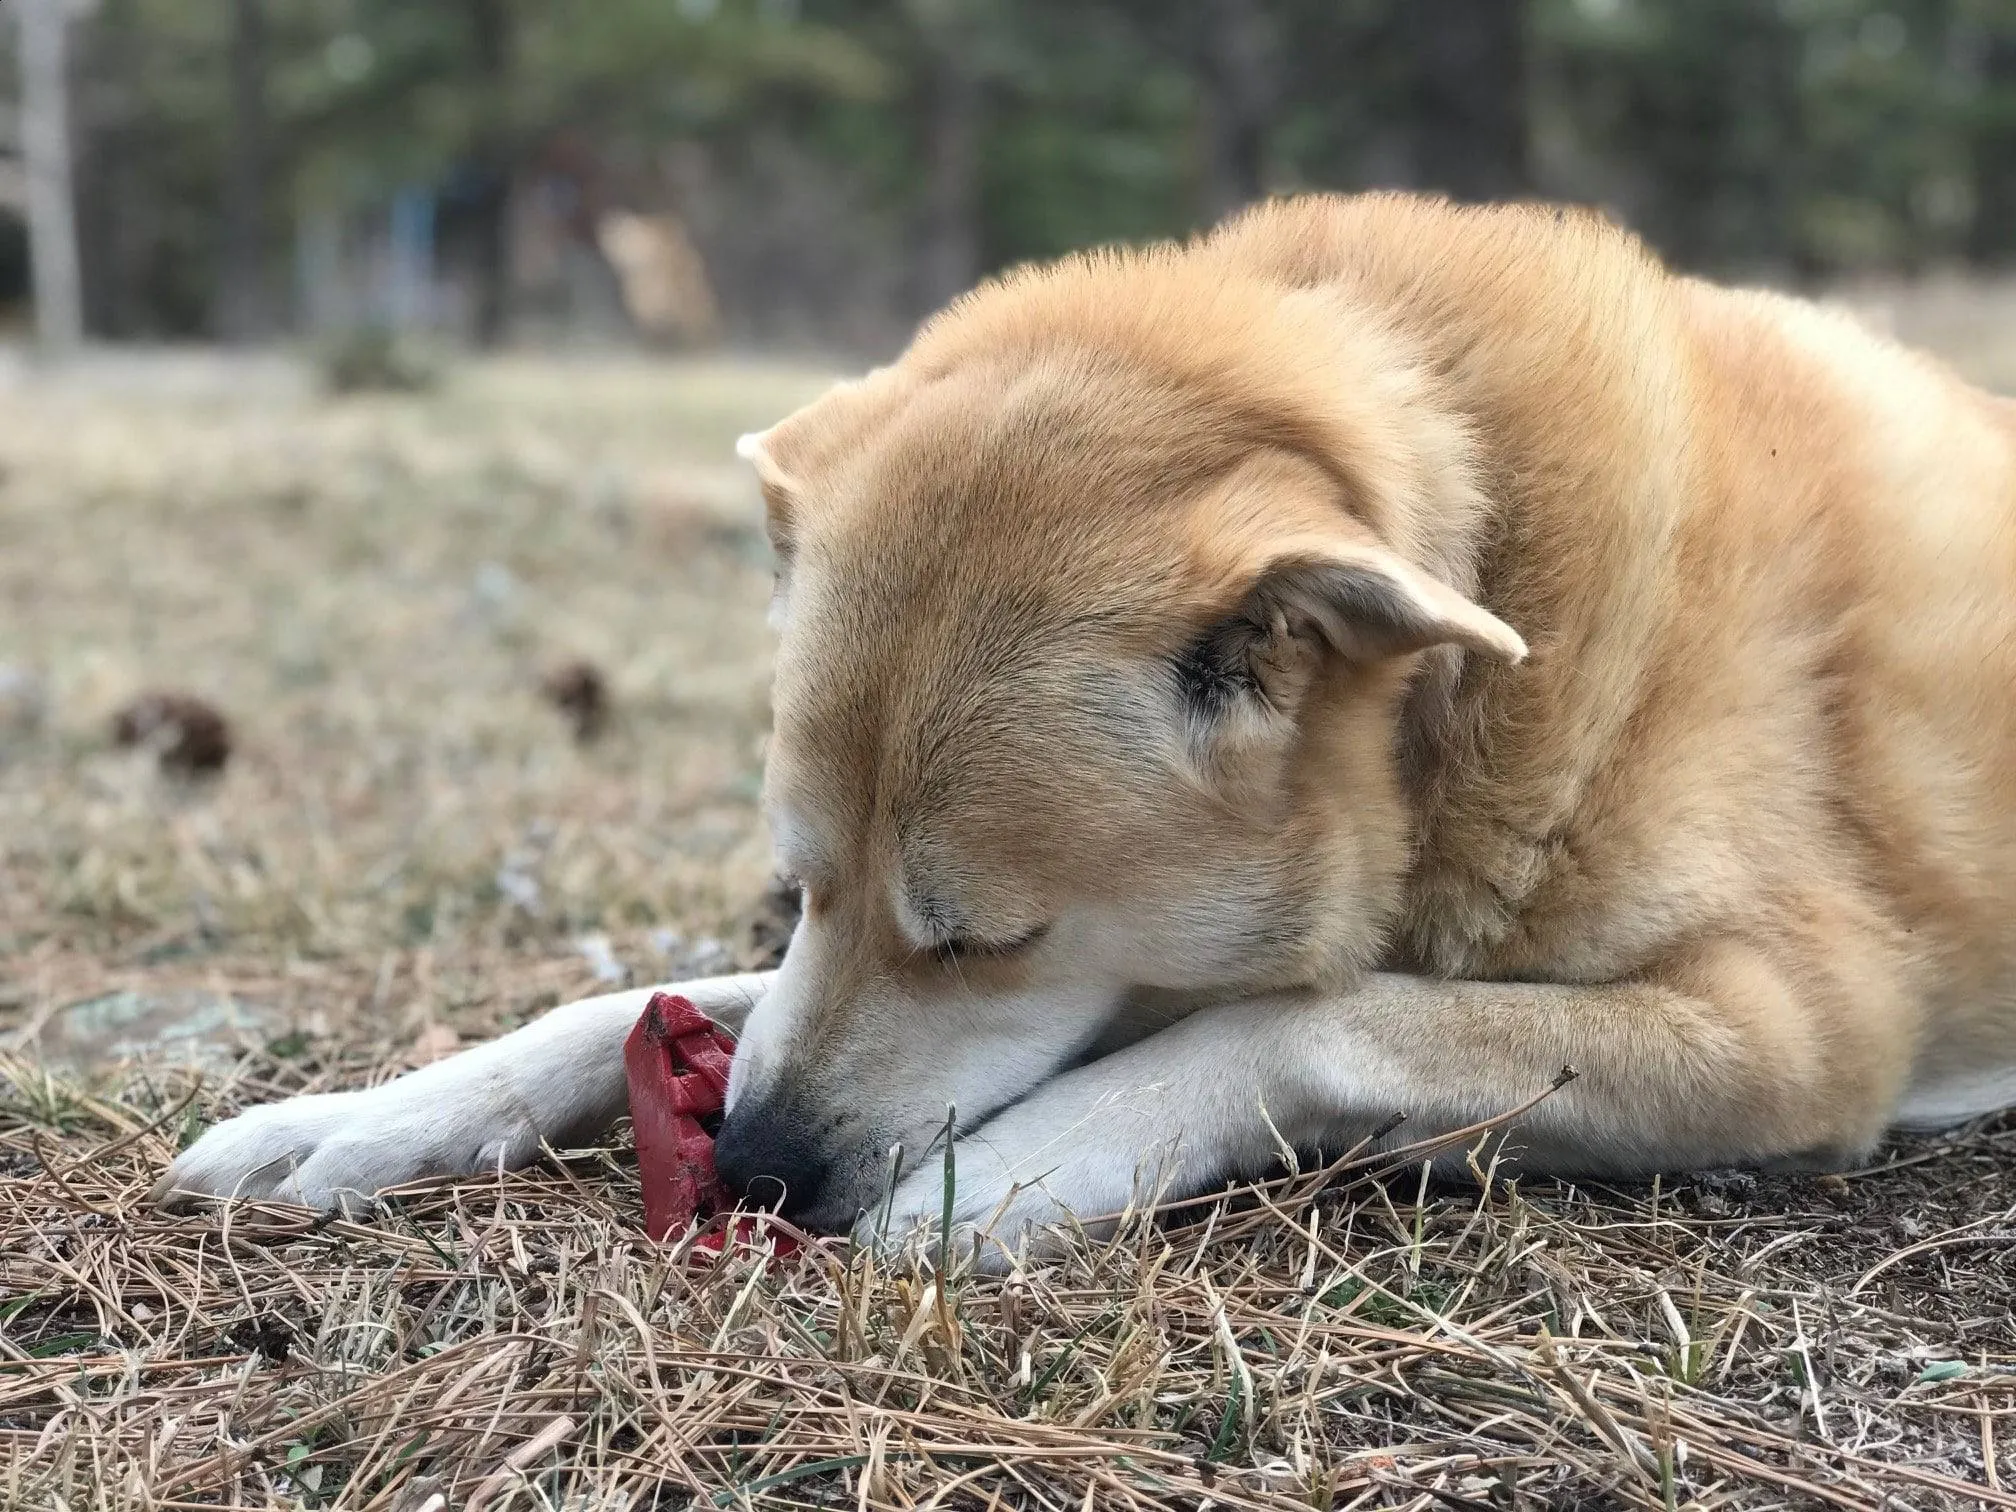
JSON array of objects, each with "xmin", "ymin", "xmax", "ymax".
[{"xmin": 1, "ymin": 305, "xmax": 2015, "ymax": 1510}]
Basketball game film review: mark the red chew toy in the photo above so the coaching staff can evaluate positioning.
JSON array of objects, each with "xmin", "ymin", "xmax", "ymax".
[{"xmin": 623, "ymin": 991, "xmax": 799, "ymax": 1258}]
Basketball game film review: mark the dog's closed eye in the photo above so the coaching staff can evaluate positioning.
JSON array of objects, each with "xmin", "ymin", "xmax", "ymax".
[{"xmin": 932, "ymin": 923, "xmax": 1049, "ymax": 966}]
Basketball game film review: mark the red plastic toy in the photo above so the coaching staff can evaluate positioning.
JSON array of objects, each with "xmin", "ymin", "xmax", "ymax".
[{"xmin": 623, "ymin": 991, "xmax": 799, "ymax": 1258}]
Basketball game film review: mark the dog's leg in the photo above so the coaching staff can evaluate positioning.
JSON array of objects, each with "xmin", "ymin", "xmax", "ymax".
[
  {"xmin": 154, "ymin": 971, "xmax": 774, "ymax": 1212},
  {"xmin": 876, "ymin": 945, "xmax": 1909, "ymax": 1265}
]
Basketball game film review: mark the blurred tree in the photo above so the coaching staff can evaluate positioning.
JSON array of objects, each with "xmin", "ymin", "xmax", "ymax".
[
  {"xmin": 1968, "ymin": 2, "xmax": 2016, "ymax": 263},
  {"xmin": 17, "ymin": 0, "xmax": 82, "ymax": 353},
  {"xmin": 1403, "ymin": 0, "xmax": 1530, "ymax": 199},
  {"xmin": 219, "ymin": 0, "xmax": 271, "ymax": 342},
  {"xmin": 969, "ymin": 0, "xmax": 1193, "ymax": 267},
  {"xmin": 1196, "ymin": 0, "xmax": 1280, "ymax": 216},
  {"xmin": 1536, "ymin": 0, "xmax": 1804, "ymax": 271},
  {"xmin": 463, "ymin": 0, "xmax": 512, "ymax": 345},
  {"xmin": 909, "ymin": 0, "xmax": 987, "ymax": 307},
  {"xmin": 32, "ymin": 0, "xmax": 2016, "ymax": 346}
]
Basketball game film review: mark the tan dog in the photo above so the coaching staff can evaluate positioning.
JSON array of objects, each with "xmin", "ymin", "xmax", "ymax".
[{"xmin": 160, "ymin": 194, "xmax": 2016, "ymax": 1259}]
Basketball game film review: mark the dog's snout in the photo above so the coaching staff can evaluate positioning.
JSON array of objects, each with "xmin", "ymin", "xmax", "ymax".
[{"xmin": 714, "ymin": 1103, "xmax": 831, "ymax": 1221}]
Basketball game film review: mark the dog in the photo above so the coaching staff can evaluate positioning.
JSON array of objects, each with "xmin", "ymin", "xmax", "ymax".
[{"xmin": 157, "ymin": 193, "xmax": 2016, "ymax": 1260}]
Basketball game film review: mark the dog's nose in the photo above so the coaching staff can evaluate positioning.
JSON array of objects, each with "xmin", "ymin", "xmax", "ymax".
[{"xmin": 713, "ymin": 1104, "xmax": 830, "ymax": 1222}]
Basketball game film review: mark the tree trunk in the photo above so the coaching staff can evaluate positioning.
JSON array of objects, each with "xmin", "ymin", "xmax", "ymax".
[
  {"xmin": 219, "ymin": 0, "xmax": 271, "ymax": 343},
  {"xmin": 1402, "ymin": 0, "xmax": 1531, "ymax": 202},
  {"xmin": 1196, "ymin": 0, "xmax": 1277, "ymax": 220},
  {"xmin": 17, "ymin": 0, "xmax": 83, "ymax": 354},
  {"xmin": 1970, "ymin": 27, "xmax": 2016, "ymax": 267},
  {"xmin": 913, "ymin": 0, "xmax": 983, "ymax": 311},
  {"xmin": 467, "ymin": 0, "xmax": 513, "ymax": 347}
]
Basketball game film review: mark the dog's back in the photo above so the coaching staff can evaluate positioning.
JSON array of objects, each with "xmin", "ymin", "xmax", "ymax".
[{"xmin": 1208, "ymin": 196, "xmax": 2016, "ymax": 1103}]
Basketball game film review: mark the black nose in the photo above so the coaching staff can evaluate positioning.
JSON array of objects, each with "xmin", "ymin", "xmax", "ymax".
[{"xmin": 713, "ymin": 1102, "xmax": 830, "ymax": 1222}]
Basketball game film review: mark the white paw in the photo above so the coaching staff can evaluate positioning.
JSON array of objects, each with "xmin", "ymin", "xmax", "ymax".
[
  {"xmin": 153, "ymin": 1072, "xmax": 540, "ymax": 1214},
  {"xmin": 151, "ymin": 972, "xmax": 769, "ymax": 1216},
  {"xmin": 863, "ymin": 1082, "xmax": 1193, "ymax": 1271}
]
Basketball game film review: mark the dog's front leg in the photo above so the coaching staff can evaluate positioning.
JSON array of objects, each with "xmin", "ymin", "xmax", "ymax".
[
  {"xmin": 877, "ymin": 947, "xmax": 1908, "ymax": 1266},
  {"xmin": 154, "ymin": 971, "xmax": 774, "ymax": 1212}
]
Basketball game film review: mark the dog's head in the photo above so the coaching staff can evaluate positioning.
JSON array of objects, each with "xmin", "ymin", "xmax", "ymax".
[{"xmin": 714, "ymin": 251, "xmax": 1523, "ymax": 1230}]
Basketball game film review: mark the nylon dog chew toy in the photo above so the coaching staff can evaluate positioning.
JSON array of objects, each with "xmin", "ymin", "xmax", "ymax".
[{"xmin": 623, "ymin": 991, "xmax": 799, "ymax": 1257}]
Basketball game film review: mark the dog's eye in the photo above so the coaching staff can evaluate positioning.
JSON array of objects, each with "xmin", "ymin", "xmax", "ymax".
[{"xmin": 933, "ymin": 923, "xmax": 1048, "ymax": 965}]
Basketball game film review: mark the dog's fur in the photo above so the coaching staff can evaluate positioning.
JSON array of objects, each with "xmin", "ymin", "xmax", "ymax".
[{"xmin": 159, "ymin": 194, "xmax": 2016, "ymax": 1257}]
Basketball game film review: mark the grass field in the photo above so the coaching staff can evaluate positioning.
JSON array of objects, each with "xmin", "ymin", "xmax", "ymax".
[{"xmin": 3, "ymin": 295, "xmax": 2016, "ymax": 1511}]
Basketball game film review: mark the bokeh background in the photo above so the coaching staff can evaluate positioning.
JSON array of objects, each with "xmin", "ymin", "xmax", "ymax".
[{"xmin": 5, "ymin": 0, "xmax": 2016, "ymax": 357}]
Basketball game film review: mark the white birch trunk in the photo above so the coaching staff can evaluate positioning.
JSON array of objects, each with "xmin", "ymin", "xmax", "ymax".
[{"xmin": 18, "ymin": 0, "xmax": 83, "ymax": 355}]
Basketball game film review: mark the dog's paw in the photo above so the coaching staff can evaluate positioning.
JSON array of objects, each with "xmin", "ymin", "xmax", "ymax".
[
  {"xmin": 864, "ymin": 1083, "xmax": 1193, "ymax": 1272},
  {"xmin": 865, "ymin": 1138, "xmax": 1063, "ymax": 1272},
  {"xmin": 151, "ymin": 973, "xmax": 767, "ymax": 1216},
  {"xmin": 153, "ymin": 1074, "xmax": 541, "ymax": 1214}
]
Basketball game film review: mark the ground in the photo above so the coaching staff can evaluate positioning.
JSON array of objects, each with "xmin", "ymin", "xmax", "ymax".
[{"xmin": 2, "ymin": 289, "xmax": 2015, "ymax": 1511}]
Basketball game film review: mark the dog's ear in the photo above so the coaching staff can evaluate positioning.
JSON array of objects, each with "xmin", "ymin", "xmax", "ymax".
[
  {"xmin": 1242, "ymin": 546, "xmax": 1525, "ymax": 664},
  {"xmin": 737, "ymin": 368, "xmax": 913, "ymax": 572},
  {"xmin": 737, "ymin": 428, "xmax": 802, "ymax": 629},
  {"xmin": 736, "ymin": 429, "xmax": 797, "ymax": 563},
  {"xmin": 1177, "ymin": 543, "xmax": 1524, "ymax": 720}
]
